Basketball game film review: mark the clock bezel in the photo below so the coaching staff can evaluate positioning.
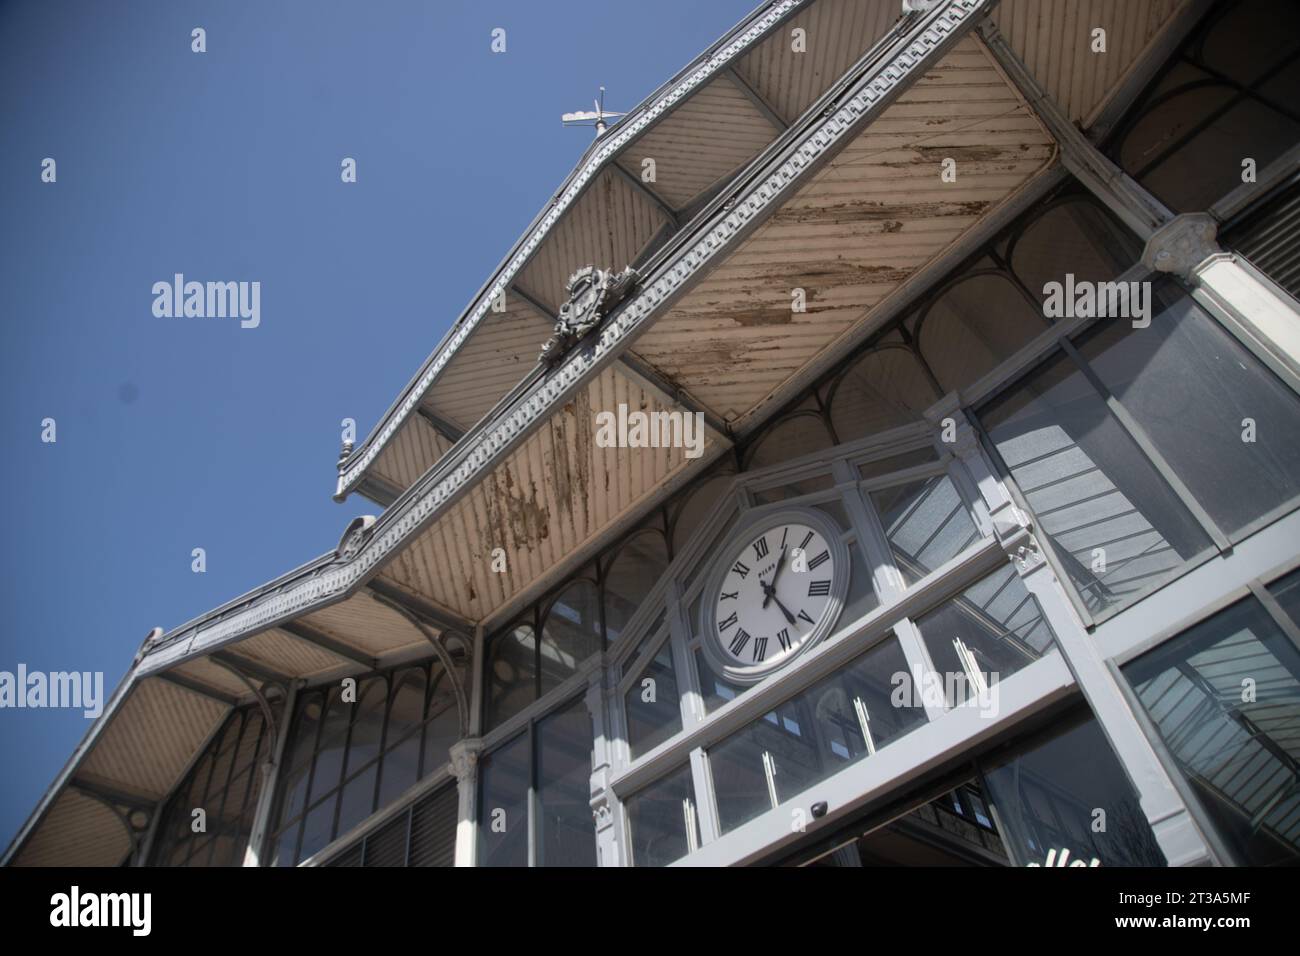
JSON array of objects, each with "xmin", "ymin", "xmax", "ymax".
[{"xmin": 698, "ymin": 506, "xmax": 849, "ymax": 685}]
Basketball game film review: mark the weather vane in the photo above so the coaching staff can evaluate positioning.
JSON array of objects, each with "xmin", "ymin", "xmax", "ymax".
[{"xmin": 562, "ymin": 86, "xmax": 625, "ymax": 137}]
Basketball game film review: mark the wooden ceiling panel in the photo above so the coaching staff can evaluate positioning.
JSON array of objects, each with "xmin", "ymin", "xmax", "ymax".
[
  {"xmin": 377, "ymin": 365, "xmax": 715, "ymax": 619},
  {"xmin": 616, "ymin": 75, "xmax": 780, "ymax": 210},
  {"xmin": 735, "ymin": 0, "xmax": 901, "ymax": 124},
  {"xmin": 629, "ymin": 36, "xmax": 1057, "ymax": 421},
  {"xmin": 992, "ymin": 0, "xmax": 1188, "ymax": 126},
  {"xmin": 517, "ymin": 168, "xmax": 671, "ymax": 314}
]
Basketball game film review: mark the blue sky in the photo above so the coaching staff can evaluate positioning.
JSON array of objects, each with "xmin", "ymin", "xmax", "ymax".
[{"xmin": 0, "ymin": 0, "xmax": 758, "ymax": 851}]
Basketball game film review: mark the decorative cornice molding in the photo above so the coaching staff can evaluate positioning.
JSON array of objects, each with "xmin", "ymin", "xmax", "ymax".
[
  {"xmin": 335, "ymin": 0, "xmax": 806, "ymax": 498},
  {"xmin": 141, "ymin": 0, "xmax": 989, "ymax": 680}
]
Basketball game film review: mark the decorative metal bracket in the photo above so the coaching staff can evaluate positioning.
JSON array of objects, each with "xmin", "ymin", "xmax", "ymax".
[
  {"xmin": 1141, "ymin": 213, "xmax": 1220, "ymax": 279},
  {"xmin": 539, "ymin": 266, "xmax": 639, "ymax": 367}
]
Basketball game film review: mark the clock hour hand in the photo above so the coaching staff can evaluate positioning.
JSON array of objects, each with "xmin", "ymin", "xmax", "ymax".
[
  {"xmin": 762, "ymin": 546, "xmax": 787, "ymax": 609},
  {"xmin": 762, "ymin": 583, "xmax": 797, "ymax": 626}
]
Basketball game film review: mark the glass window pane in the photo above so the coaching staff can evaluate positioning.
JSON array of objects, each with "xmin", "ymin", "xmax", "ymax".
[
  {"xmin": 982, "ymin": 713, "xmax": 1166, "ymax": 866},
  {"xmin": 710, "ymin": 638, "xmax": 927, "ymax": 834},
  {"xmin": 486, "ymin": 623, "xmax": 536, "ymax": 729},
  {"xmin": 830, "ymin": 346, "xmax": 938, "ymax": 442},
  {"xmin": 1123, "ymin": 596, "xmax": 1300, "ymax": 864},
  {"xmin": 604, "ymin": 532, "xmax": 669, "ymax": 643},
  {"xmin": 914, "ymin": 566, "xmax": 1056, "ymax": 705},
  {"xmin": 540, "ymin": 580, "xmax": 601, "ymax": 694},
  {"xmin": 871, "ymin": 474, "xmax": 982, "ymax": 584},
  {"xmin": 1201, "ymin": 0, "xmax": 1300, "ymax": 87},
  {"xmin": 421, "ymin": 694, "xmax": 460, "ymax": 778},
  {"xmin": 478, "ymin": 733, "xmax": 530, "ymax": 867},
  {"xmin": 345, "ymin": 678, "xmax": 388, "ymax": 773},
  {"xmin": 377, "ymin": 672, "xmax": 426, "ymax": 808},
  {"xmin": 305, "ymin": 686, "xmax": 352, "ymax": 813},
  {"xmin": 1076, "ymin": 288, "xmax": 1300, "ymax": 537},
  {"xmin": 747, "ymin": 413, "xmax": 834, "ymax": 471},
  {"xmin": 1268, "ymin": 568, "xmax": 1300, "ymax": 628},
  {"xmin": 695, "ymin": 646, "xmax": 750, "ymax": 715},
  {"xmin": 625, "ymin": 637, "xmax": 682, "ymax": 760},
  {"xmin": 535, "ymin": 698, "xmax": 595, "ymax": 867},
  {"xmin": 1009, "ymin": 199, "xmax": 1140, "ymax": 301},
  {"xmin": 672, "ymin": 474, "xmax": 735, "ymax": 557},
  {"xmin": 918, "ymin": 274, "xmax": 1047, "ymax": 393},
  {"xmin": 841, "ymin": 540, "xmax": 879, "ymax": 624},
  {"xmin": 336, "ymin": 764, "xmax": 378, "ymax": 840},
  {"xmin": 1134, "ymin": 93, "xmax": 1300, "ymax": 213},
  {"xmin": 626, "ymin": 764, "xmax": 697, "ymax": 867},
  {"xmin": 980, "ymin": 349, "xmax": 1214, "ymax": 617},
  {"xmin": 298, "ymin": 796, "xmax": 337, "ymax": 863}
]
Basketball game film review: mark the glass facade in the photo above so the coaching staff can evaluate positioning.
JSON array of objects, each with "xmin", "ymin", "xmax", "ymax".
[
  {"xmin": 1110, "ymin": 0, "xmax": 1300, "ymax": 214},
  {"xmin": 268, "ymin": 657, "xmax": 462, "ymax": 866},
  {"xmin": 1122, "ymin": 572, "xmax": 1300, "ymax": 865},
  {"xmin": 151, "ymin": 703, "xmax": 279, "ymax": 867},
  {"xmin": 981, "ymin": 713, "xmax": 1167, "ymax": 867},
  {"xmin": 477, "ymin": 696, "xmax": 597, "ymax": 867},
  {"xmin": 708, "ymin": 636, "xmax": 927, "ymax": 835},
  {"xmin": 979, "ymin": 281, "xmax": 1300, "ymax": 620}
]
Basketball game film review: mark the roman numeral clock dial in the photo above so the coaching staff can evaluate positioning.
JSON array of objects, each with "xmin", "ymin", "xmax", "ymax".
[{"xmin": 705, "ymin": 513, "xmax": 845, "ymax": 682}]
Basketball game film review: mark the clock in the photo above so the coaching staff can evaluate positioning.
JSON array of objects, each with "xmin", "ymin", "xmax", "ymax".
[{"xmin": 700, "ymin": 509, "xmax": 848, "ymax": 684}]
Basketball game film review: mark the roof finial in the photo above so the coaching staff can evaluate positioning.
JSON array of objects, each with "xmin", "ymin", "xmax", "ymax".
[{"xmin": 562, "ymin": 86, "xmax": 625, "ymax": 137}]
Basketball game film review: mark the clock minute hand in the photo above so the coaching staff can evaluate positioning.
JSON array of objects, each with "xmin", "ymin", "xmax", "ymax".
[
  {"xmin": 762, "ymin": 546, "xmax": 787, "ymax": 609},
  {"xmin": 762, "ymin": 584, "xmax": 797, "ymax": 626}
]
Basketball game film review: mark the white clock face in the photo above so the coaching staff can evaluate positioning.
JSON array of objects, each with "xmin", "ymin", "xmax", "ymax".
[{"xmin": 711, "ymin": 521, "xmax": 839, "ymax": 670}]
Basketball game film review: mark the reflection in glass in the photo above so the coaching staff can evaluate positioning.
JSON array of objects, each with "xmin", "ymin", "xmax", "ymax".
[
  {"xmin": 747, "ymin": 413, "xmax": 835, "ymax": 471},
  {"xmin": 980, "ymin": 349, "xmax": 1213, "ymax": 617},
  {"xmin": 708, "ymin": 637, "xmax": 926, "ymax": 834},
  {"xmin": 914, "ymin": 566, "xmax": 1055, "ymax": 705},
  {"xmin": 918, "ymin": 274, "xmax": 1047, "ymax": 393},
  {"xmin": 604, "ymin": 533, "xmax": 669, "ymax": 644},
  {"xmin": 1076, "ymin": 288, "xmax": 1300, "ymax": 537},
  {"xmin": 871, "ymin": 474, "xmax": 981, "ymax": 584},
  {"xmin": 1123, "ymin": 595, "xmax": 1300, "ymax": 864},
  {"xmin": 477, "ymin": 733, "xmax": 530, "ymax": 867},
  {"xmin": 541, "ymin": 580, "xmax": 601, "ymax": 696},
  {"xmin": 982, "ymin": 713, "xmax": 1166, "ymax": 866},
  {"xmin": 268, "ymin": 658, "xmax": 462, "ymax": 866},
  {"xmin": 486, "ymin": 623, "xmax": 537, "ymax": 729},
  {"xmin": 625, "ymin": 637, "xmax": 682, "ymax": 759},
  {"xmin": 535, "ymin": 699, "xmax": 596, "ymax": 867},
  {"xmin": 626, "ymin": 764, "xmax": 698, "ymax": 867},
  {"xmin": 830, "ymin": 346, "xmax": 938, "ymax": 443},
  {"xmin": 151, "ymin": 707, "xmax": 274, "ymax": 867}
]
